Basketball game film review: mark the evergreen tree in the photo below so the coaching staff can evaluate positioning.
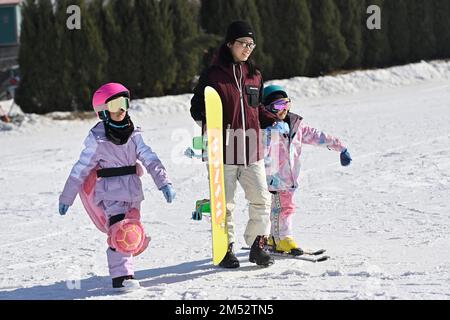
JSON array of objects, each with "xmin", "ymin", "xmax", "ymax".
[
  {"xmin": 16, "ymin": 0, "xmax": 39, "ymax": 113},
  {"xmin": 384, "ymin": 0, "xmax": 410, "ymax": 65},
  {"xmin": 215, "ymin": 0, "xmax": 242, "ymax": 33},
  {"xmin": 105, "ymin": 0, "xmax": 142, "ymax": 96},
  {"xmin": 54, "ymin": 0, "xmax": 79, "ymax": 112},
  {"xmin": 257, "ymin": 0, "xmax": 311, "ymax": 79},
  {"xmin": 255, "ymin": 0, "xmax": 276, "ymax": 78},
  {"xmin": 335, "ymin": 0, "xmax": 364, "ymax": 69},
  {"xmin": 69, "ymin": 0, "xmax": 107, "ymax": 111},
  {"xmin": 38, "ymin": 0, "xmax": 107, "ymax": 112},
  {"xmin": 308, "ymin": 0, "xmax": 349, "ymax": 76},
  {"xmin": 433, "ymin": 0, "xmax": 450, "ymax": 59},
  {"xmin": 408, "ymin": 0, "xmax": 437, "ymax": 62},
  {"xmin": 362, "ymin": 0, "xmax": 392, "ymax": 68},
  {"xmin": 54, "ymin": 0, "xmax": 107, "ymax": 111},
  {"xmin": 170, "ymin": 0, "xmax": 201, "ymax": 93},
  {"xmin": 53, "ymin": 0, "xmax": 87, "ymax": 112},
  {"xmin": 237, "ymin": 0, "xmax": 272, "ymax": 76},
  {"xmin": 201, "ymin": 0, "xmax": 257, "ymax": 35},
  {"xmin": 119, "ymin": 1, "xmax": 142, "ymax": 96},
  {"xmin": 99, "ymin": 0, "xmax": 120, "ymax": 82},
  {"xmin": 36, "ymin": 0, "xmax": 61, "ymax": 113},
  {"xmin": 199, "ymin": 0, "xmax": 226, "ymax": 35},
  {"xmin": 137, "ymin": 0, "xmax": 177, "ymax": 96},
  {"xmin": 17, "ymin": 0, "xmax": 63, "ymax": 113}
]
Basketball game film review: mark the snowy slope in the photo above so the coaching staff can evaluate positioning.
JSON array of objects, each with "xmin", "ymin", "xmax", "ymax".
[{"xmin": 0, "ymin": 60, "xmax": 449, "ymax": 300}]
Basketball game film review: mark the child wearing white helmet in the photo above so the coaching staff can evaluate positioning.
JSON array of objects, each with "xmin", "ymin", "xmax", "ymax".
[
  {"xmin": 262, "ymin": 85, "xmax": 352, "ymax": 255},
  {"xmin": 59, "ymin": 83, "xmax": 176, "ymax": 290}
]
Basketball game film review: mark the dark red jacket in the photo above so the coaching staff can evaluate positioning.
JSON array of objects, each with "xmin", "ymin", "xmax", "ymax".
[{"xmin": 190, "ymin": 58, "xmax": 277, "ymax": 166}]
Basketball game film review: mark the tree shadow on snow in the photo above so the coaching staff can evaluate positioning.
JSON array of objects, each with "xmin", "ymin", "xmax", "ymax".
[{"xmin": 0, "ymin": 256, "xmax": 232, "ymax": 300}]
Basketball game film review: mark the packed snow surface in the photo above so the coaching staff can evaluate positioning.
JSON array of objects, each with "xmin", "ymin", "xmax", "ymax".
[{"xmin": 0, "ymin": 60, "xmax": 449, "ymax": 299}]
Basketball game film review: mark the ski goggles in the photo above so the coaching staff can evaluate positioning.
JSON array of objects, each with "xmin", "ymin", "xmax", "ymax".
[
  {"xmin": 268, "ymin": 98, "xmax": 291, "ymax": 113},
  {"xmin": 94, "ymin": 96, "xmax": 130, "ymax": 113}
]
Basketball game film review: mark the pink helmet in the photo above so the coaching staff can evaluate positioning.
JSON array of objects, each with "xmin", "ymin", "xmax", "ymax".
[{"xmin": 92, "ymin": 82, "xmax": 130, "ymax": 120}]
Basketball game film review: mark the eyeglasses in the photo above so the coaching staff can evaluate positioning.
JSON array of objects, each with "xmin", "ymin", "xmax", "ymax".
[
  {"xmin": 94, "ymin": 96, "xmax": 130, "ymax": 113},
  {"xmin": 269, "ymin": 98, "xmax": 291, "ymax": 113},
  {"xmin": 235, "ymin": 39, "xmax": 256, "ymax": 50}
]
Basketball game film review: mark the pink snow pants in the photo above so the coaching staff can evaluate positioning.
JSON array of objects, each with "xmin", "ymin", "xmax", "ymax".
[
  {"xmin": 270, "ymin": 191, "xmax": 295, "ymax": 240},
  {"xmin": 101, "ymin": 200, "xmax": 140, "ymax": 279}
]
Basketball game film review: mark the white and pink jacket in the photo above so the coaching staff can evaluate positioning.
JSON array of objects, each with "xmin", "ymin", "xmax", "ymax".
[
  {"xmin": 59, "ymin": 122, "xmax": 171, "ymax": 207},
  {"xmin": 263, "ymin": 113, "xmax": 346, "ymax": 192}
]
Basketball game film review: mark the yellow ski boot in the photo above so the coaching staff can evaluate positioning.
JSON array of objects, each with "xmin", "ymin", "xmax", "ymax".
[{"xmin": 269, "ymin": 236, "xmax": 303, "ymax": 256}]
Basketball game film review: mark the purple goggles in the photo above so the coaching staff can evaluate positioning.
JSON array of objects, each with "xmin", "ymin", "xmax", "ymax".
[{"xmin": 269, "ymin": 98, "xmax": 291, "ymax": 112}]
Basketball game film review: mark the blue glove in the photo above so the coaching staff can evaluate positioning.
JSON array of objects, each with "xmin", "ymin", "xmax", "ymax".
[
  {"xmin": 340, "ymin": 149, "xmax": 352, "ymax": 166},
  {"xmin": 161, "ymin": 184, "xmax": 176, "ymax": 203},
  {"xmin": 59, "ymin": 202, "xmax": 70, "ymax": 215},
  {"xmin": 269, "ymin": 175, "xmax": 280, "ymax": 188},
  {"xmin": 272, "ymin": 122, "xmax": 290, "ymax": 135}
]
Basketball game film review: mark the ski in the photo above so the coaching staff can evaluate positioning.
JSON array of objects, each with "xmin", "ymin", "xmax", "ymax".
[
  {"xmin": 241, "ymin": 247, "xmax": 326, "ymax": 256},
  {"xmin": 241, "ymin": 247, "xmax": 329, "ymax": 263},
  {"xmin": 267, "ymin": 251, "xmax": 330, "ymax": 263},
  {"xmin": 300, "ymin": 249, "xmax": 327, "ymax": 256}
]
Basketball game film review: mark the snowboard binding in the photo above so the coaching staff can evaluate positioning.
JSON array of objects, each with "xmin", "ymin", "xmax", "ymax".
[
  {"xmin": 192, "ymin": 199, "xmax": 211, "ymax": 221},
  {"xmin": 184, "ymin": 136, "xmax": 208, "ymax": 160},
  {"xmin": 185, "ymin": 136, "xmax": 212, "ymax": 221}
]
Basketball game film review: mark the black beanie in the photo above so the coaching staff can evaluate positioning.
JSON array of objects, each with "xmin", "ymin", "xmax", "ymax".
[{"xmin": 225, "ymin": 21, "xmax": 255, "ymax": 43}]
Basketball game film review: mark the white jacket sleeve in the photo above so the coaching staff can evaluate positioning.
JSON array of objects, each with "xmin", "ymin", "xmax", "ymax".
[
  {"xmin": 59, "ymin": 132, "xmax": 99, "ymax": 206},
  {"xmin": 134, "ymin": 132, "xmax": 171, "ymax": 190},
  {"xmin": 301, "ymin": 125, "xmax": 346, "ymax": 152}
]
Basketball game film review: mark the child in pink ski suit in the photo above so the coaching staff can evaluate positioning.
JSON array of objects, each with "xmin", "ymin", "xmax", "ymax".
[
  {"xmin": 262, "ymin": 85, "xmax": 352, "ymax": 255},
  {"xmin": 58, "ymin": 83, "xmax": 176, "ymax": 290}
]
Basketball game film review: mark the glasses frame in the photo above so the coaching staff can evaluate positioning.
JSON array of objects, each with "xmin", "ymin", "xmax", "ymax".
[{"xmin": 234, "ymin": 39, "xmax": 256, "ymax": 50}]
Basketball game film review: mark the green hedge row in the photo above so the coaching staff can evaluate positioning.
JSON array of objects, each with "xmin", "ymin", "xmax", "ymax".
[{"xmin": 16, "ymin": 0, "xmax": 450, "ymax": 114}]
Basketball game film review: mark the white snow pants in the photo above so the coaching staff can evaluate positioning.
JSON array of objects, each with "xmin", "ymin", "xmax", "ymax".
[
  {"xmin": 222, "ymin": 160, "xmax": 272, "ymax": 246},
  {"xmin": 100, "ymin": 200, "xmax": 141, "ymax": 278}
]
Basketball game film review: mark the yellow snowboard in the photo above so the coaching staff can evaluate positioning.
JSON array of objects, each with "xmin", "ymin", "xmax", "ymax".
[{"xmin": 204, "ymin": 86, "xmax": 229, "ymax": 265}]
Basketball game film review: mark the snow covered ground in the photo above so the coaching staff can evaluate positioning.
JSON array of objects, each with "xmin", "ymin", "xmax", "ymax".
[{"xmin": 0, "ymin": 61, "xmax": 449, "ymax": 300}]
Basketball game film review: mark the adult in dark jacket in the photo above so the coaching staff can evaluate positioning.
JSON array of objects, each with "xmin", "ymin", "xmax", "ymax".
[{"xmin": 190, "ymin": 21, "xmax": 277, "ymax": 268}]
